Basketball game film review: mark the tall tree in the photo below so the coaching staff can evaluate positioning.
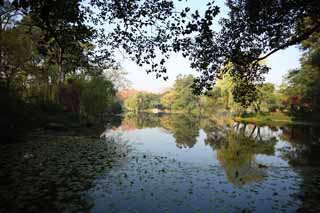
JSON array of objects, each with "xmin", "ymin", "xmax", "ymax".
[
  {"xmin": 171, "ymin": 75, "xmax": 198, "ymax": 112},
  {"xmin": 283, "ymin": 20, "xmax": 320, "ymax": 115},
  {"xmin": 188, "ymin": 0, "xmax": 320, "ymax": 99},
  {"xmin": 2, "ymin": 0, "xmax": 320, "ymax": 105}
]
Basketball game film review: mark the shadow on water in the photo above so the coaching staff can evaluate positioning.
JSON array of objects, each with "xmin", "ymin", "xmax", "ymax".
[{"xmin": 277, "ymin": 125, "xmax": 320, "ymax": 212}]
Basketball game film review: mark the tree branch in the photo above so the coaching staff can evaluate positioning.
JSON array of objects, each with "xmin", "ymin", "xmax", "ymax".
[{"xmin": 256, "ymin": 22, "xmax": 320, "ymax": 62}]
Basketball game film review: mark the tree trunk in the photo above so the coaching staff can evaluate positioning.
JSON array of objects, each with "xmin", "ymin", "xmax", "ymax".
[{"xmin": 58, "ymin": 47, "xmax": 65, "ymax": 83}]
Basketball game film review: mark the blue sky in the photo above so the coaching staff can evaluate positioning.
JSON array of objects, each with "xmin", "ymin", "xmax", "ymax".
[{"xmin": 116, "ymin": 0, "xmax": 302, "ymax": 93}]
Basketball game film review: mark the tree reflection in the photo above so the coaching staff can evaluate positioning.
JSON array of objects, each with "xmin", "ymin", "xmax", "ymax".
[
  {"xmin": 278, "ymin": 125, "xmax": 320, "ymax": 211},
  {"xmin": 205, "ymin": 123, "xmax": 277, "ymax": 186},
  {"xmin": 117, "ymin": 112, "xmax": 200, "ymax": 149},
  {"xmin": 120, "ymin": 112, "xmax": 161, "ymax": 130},
  {"xmin": 280, "ymin": 125, "xmax": 320, "ymax": 167},
  {"xmin": 160, "ymin": 114, "xmax": 200, "ymax": 149}
]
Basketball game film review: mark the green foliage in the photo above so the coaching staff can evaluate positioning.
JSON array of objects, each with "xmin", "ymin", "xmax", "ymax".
[
  {"xmin": 80, "ymin": 76, "xmax": 120, "ymax": 121},
  {"xmin": 159, "ymin": 75, "xmax": 198, "ymax": 113},
  {"xmin": 3, "ymin": 0, "xmax": 320, "ymax": 106},
  {"xmin": 122, "ymin": 75, "xmax": 202, "ymax": 114},
  {"xmin": 160, "ymin": 90, "xmax": 177, "ymax": 110},
  {"xmin": 235, "ymin": 112, "xmax": 295, "ymax": 126},
  {"xmin": 252, "ymin": 83, "xmax": 278, "ymax": 112},
  {"xmin": 189, "ymin": 0, "xmax": 319, "ymax": 100},
  {"xmin": 171, "ymin": 75, "xmax": 198, "ymax": 111},
  {"xmin": 201, "ymin": 73, "xmax": 245, "ymax": 114},
  {"xmin": 200, "ymin": 87, "xmax": 222, "ymax": 114},
  {"xmin": 232, "ymin": 79, "xmax": 258, "ymax": 108},
  {"xmin": 124, "ymin": 92, "xmax": 160, "ymax": 112},
  {"xmin": 282, "ymin": 20, "xmax": 320, "ymax": 117},
  {"xmin": 1, "ymin": 0, "xmax": 319, "ymax": 138},
  {"xmin": 0, "ymin": 14, "xmax": 124, "ymax": 138}
]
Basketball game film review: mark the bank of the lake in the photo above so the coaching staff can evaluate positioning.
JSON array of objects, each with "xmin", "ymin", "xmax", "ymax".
[
  {"xmin": 0, "ymin": 108, "xmax": 127, "ymax": 212},
  {"xmin": 234, "ymin": 112, "xmax": 316, "ymax": 126}
]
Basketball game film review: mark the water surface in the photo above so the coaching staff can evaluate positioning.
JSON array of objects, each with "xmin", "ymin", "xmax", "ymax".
[
  {"xmin": 90, "ymin": 113, "xmax": 320, "ymax": 212},
  {"xmin": 2, "ymin": 112, "xmax": 319, "ymax": 212}
]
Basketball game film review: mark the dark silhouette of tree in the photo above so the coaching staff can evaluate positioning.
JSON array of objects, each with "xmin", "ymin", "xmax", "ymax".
[
  {"xmin": 188, "ymin": 0, "xmax": 320, "ymax": 106},
  {"xmin": 2, "ymin": 0, "xmax": 320, "ymax": 105}
]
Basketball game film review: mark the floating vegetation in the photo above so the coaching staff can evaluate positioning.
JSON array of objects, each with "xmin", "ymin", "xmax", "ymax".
[
  {"xmin": 88, "ymin": 152, "xmax": 302, "ymax": 213},
  {"xmin": 0, "ymin": 135, "xmax": 128, "ymax": 212},
  {"xmin": 2, "ymin": 113, "xmax": 320, "ymax": 212},
  {"xmin": 90, "ymin": 113, "xmax": 320, "ymax": 212}
]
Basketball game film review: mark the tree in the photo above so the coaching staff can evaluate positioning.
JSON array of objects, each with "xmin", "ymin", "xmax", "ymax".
[
  {"xmin": 104, "ymin": 68, "xmax": 131, "ymax": 91},
  {"xmin": 253, "ymin": 83, "xmax": 277, "ymax": 113},
  {"xmin": 280, "ymin": 17, "xmax": 320, "ymax": 116},
  {"xmin": 124, "ymin": 92, "xmax": 160, "ymax": 112},
  {"xmin": 2, "ymin": 0, "xmax": 320, "ymax": 107},
  {"xmin": 160, "ymin": 90, "xmax": 177, "ymax": 110},
  {"xmin": 201, "ymin": 87, "xmax": 222, "ymax": 115},
  {"xmin": 188, "ymin": 0, "xmax": 320, "ymax": 100},
  {"xmin": 215, "ymin": 74, "xmax": 234, "ymax": 110},
  {"xmin": 171, "ymin": 75, "xmax": 198, "ymax": 112},
  {"xmin": 80, "ymin": 75, "xmax": 119, "ymax": 121},
  {"xmin": 0, "ymin": 23, "xmax": 34, "ymax": 89},
  {"xmin": 282, "ymin": 26, "xmax": 320, "ymax": 116}
]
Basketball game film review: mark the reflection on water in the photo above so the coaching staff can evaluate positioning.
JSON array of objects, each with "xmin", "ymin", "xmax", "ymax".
[
  {"xmin": 92, "ymin": 112, "xmax": 320, "ymax": 212},
  {"xmin": 160, "ymin": 114, "xmax": 200, "ymax": 149},
  {"xmin": 208, "ymin": 130, "xmax": 274, "ymax": 186}
]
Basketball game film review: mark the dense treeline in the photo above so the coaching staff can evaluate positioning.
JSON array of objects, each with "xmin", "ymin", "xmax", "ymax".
[
  {"xmin": 121, "ymin": 18, "xmax": 320, "ymax": 120},
  {"xmin": 124, "ymin": 92, "xmax": 161, "ymax": 112},
  {"xmin": 0, "ymin": 16, "xmax": 123, "ymax": 142},
  {"xmin": 123, "ymin": 74, "xmax": 283, "ymax": 116},
  {"xmin": 281, "ymin": 21, "xmax": 320, "ymax": 118},
  {"xmin": 1, "ymin": 0, "xmax": 319, "ymax": 142},
  {"xmin": 2, "ymin": 0, "xmax": 319, "ymax": 102},
  {"xmin": 123, "ymin": 34, "xmax": 320, "ymax": 121},
  {"xmin": 122, "ymin": 73, "xmax": 280, "ymax": 118}
]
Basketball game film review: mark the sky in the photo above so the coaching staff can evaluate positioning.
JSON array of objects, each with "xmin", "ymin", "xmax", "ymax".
[{"xmin": 115, "ymin": 0, "xmax": 302, "ymax": 93}]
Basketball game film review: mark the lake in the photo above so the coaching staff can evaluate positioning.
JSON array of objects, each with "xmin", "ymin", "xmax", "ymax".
[
  {"xmin": 90, "ymin": 112, "xmax": 320, "ymax": 212},
  {"xmin": 1, "ymin": 112, "xmax": 320, "ymax": 212}
]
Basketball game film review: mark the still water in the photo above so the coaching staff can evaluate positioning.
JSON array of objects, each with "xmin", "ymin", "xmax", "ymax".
[
  {"xmin": 90, "ymin": 113, "xmax": 320, "ymax": 212},
  {"xmin": 1, "ymin": 112, "xmax": 320, "ymax": 212}
]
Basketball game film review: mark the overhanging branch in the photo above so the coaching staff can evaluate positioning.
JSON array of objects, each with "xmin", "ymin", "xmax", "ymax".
[{"xmin": 255, "ymin": 22, "xmax": 320, "ymax": 62}]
